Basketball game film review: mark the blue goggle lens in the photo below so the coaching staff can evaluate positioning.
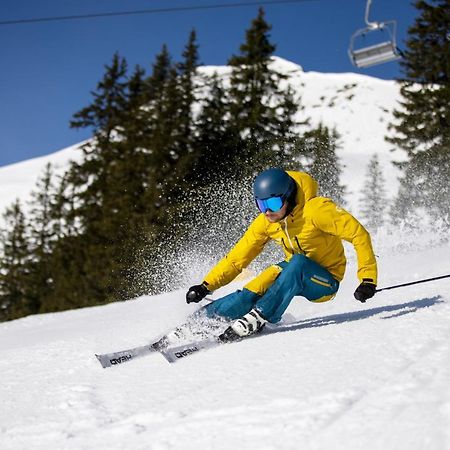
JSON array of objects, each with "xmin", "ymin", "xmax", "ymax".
[{"xmin": 256, "ymin": 196, "xmax": 284, "ymax": 213}]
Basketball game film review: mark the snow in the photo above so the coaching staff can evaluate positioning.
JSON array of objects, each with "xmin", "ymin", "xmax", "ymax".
[
  {"xmin": 1, "ymin": 236, "xmax": 449, "ymax": 449},
  {"xmin": 1, "ymin": 57, "xmax": 449, "ymax": 449},
  {"xmin": 0, "ymin": 142, "xmax": 85, "ymax": 216}
]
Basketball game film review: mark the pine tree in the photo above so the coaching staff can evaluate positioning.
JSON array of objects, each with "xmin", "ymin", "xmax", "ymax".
[
  {"xmin": 168, "ymin": 30, "xmax": 201, "ymax": 195},
  {"xmin": 50, "ymin": 169, "xmax": 81, "ymax": 240},
  {"xmin": 125, "ymin": 64, "xmax": 148, "ymax": 142},
  {"xmin": 38, "ymin": 169, "xmax": 89, "ymax": 313},
  {"xmin": 40, "ymin": 168, "xmax": 94, "ymax": 313},
  {"xmin": 302, "ymin": 124, "xmax": 346, "ymax": 205},
  {"xmin": 71, "ymin": 52, "xmax": 128, "ymax": 141},
  {"xmin": 29, "ymin": 164, "xmax": 55, "ymax": 251},
  {"xmin": 0, "ymin": 200, "xmax": 32, "ymax": 321},
  {"xmin": 146, "ymin": 44, "xmax": 172, "ymax": 101},
  {"xmin": 271, "ymin": 85, "xmax": 306, "ymax": 168},
  {"xmin": 359, "ymin": 154, "xmax": 388, "ymax": 231},
  {"xmin": 139, "ymin": 34, "xmax": 203, "ymax": 242},
  {"xmin": 138, "ymin": 44, "xmax": 174, "ymax": 226},
  {"xmin": 26, "ymin": 163, "xmax": 59, "ymax": 313},
  {"xmin": 387, "ymin": 0, "xmax": 450, "ymax": 220},
  {"xmin": 177, "ymin": 30, "xmax": 199, "ymax": 149},
  {"xmin": 57, "ymin": 34, "xmax": 202, "ymax": 305},
  {"xmin": 390, "ymin": 144, "xmax": 450, "ymax": 223},
  {"xmin": 190, "ymin": 73, "xmax": 241, "ymax": 184},
  {"xmin": 227, "ymin": 8, "xmax": 301, "ymax": 174},
  {"xmin": 121, "ymin": 37, "xmax": 202, "ymax": 295},
  {"xmin": 69, "ymin": 53, "xmax": 131, "ymax": 232},
  {"xmin": 142, "ymin": 45, "xmax": 183, "ymax": 217},
  {"xmin": 65, "ymin": 52, "xmax": 135, "ymax": 304}
]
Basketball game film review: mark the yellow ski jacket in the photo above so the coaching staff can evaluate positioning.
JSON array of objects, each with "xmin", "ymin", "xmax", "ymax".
[{"xmin": 203, "ymin": 171, "xmax": 377, "ymax": 295}]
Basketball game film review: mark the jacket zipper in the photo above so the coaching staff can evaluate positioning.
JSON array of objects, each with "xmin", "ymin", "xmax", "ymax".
[
  {"xmin": 282, "ymin": 218, "xmax": 295, "ymax": 253},
  {"xmin": 295, "ymin": 236, "xmax": 304, "ymax": 254}
]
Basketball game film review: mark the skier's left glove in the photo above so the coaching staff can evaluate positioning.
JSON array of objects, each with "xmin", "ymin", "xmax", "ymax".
[
  {"xmin": 354, "ymin": 279, "xmax": 376, "ymax": 303},
  {"xmin": 186, "ymin": 283, "xmax": 210, "ymax": 304}
]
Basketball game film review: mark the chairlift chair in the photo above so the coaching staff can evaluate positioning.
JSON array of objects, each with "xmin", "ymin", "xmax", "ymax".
[{"xmin": 348, "ymin": 0, "xmax": 401, "ymax": 68}]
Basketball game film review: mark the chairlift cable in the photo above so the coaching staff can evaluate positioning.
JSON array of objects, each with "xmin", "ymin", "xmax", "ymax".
[{"xmin": 0, "ymin": 0, "xmax": 318, "ymax": 27}]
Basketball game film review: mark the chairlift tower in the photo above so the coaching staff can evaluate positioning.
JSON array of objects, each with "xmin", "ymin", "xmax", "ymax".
[{"xmin": 349, "ymin": 0, "xmax": 401, "ymax": 68}]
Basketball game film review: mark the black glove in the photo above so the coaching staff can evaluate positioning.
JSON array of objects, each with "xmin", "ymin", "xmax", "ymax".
[
  {"xmin": 354, "ymin": 280, "xmax": 377, "ymax": 303},
  {"xmin": 186, "ymin": 283, "xmax": 210, "ymax": 304}
]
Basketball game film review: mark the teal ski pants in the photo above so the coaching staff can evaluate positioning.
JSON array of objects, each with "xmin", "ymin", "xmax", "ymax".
[{"xmin": 204, "ymin": 254, "xmax": 339, "ymax": 323}]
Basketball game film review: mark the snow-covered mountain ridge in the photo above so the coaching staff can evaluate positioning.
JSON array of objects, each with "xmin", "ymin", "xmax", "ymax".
[{"xmin": 0, "ymin": 57, "xmax": 402, "ymax": 215}]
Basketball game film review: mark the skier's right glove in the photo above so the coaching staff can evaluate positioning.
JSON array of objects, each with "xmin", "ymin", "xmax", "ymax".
[{"xmin": 186, "ymin": 283, "xmax": 210, "ymax": 304}]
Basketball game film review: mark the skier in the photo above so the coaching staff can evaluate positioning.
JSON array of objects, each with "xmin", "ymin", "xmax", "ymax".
[{"xmin": 186, "ymin": 168, "xmax": 377, "ymax": 342}]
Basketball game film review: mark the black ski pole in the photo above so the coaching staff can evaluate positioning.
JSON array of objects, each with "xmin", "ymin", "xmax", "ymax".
[{"xmin": 376, "ymin": 274, "xmax": 450, "ymax": 293}]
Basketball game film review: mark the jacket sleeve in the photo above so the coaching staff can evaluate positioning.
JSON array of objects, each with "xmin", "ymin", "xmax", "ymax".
[
  {"xmin": 308, "ymin": 198, "xmax": 378, "ymax": 284},
  {"xmin": 203, "ymin": 214, "xmax": 270, "ymax": 291}
]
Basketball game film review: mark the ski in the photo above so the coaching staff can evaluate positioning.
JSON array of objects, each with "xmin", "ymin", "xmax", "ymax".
[
  {"xmin": 96, "ymin": 315, "xmax": 295, "ymax": 367},
  {"xmin": 159, "ymin": 339, "xmax": 220, "ymax": 363},
  {"xmin": 95, "ymin": 338, "xmax": 165, "ymax": 368},
  {"xmin": 96, "ymin": 315, "xmax": 226, "ymax": 367}
]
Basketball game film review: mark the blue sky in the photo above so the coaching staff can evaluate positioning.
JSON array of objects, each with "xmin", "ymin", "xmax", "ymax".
[{"xmin": 0, "ymin": 0, "xmax": 417, "ymax": 167}]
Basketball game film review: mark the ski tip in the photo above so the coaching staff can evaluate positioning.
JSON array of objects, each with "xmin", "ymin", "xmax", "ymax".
[{"xmin": 95, "ymin": 354, "xmax": 111, "ymax": 368}]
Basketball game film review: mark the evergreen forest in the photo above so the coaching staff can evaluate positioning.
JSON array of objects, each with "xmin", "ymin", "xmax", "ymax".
[{"xmin": 1, "ymin": 2, "xmax": 448, "ymax": 321}]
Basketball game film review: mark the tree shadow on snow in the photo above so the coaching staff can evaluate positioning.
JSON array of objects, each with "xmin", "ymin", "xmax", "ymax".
[{"xmin": 265, "ymin": 296, "xmax": 444, "ymax": 335}]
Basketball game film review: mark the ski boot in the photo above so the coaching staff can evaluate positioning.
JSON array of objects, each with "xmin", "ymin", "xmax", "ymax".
[{"xmin": 218, "ymin": 309, "xmax": 267, "ymax": 343}]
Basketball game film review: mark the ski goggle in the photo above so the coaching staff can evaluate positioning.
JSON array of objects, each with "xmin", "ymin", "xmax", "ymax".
[{"xmin": 255, "ymin": 196, "xmax": 285, "ymax": 213}]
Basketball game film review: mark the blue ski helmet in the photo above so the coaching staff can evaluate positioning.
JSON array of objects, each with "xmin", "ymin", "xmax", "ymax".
[{"xmin": 253, "ymin": 168, "xmax": 296, "ymax": 202}]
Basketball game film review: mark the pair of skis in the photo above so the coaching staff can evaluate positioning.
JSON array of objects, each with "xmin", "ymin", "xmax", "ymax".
[
  {"xmin": 96, "ymin": 313, "xmax": 297, "ymax": 368},
  {"xmin": 95, "ymin": 336, "xmax": 221, "ymax": 367}
]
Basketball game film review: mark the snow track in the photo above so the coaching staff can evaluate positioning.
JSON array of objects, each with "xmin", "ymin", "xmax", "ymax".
[{"xmin": 1, "ymin": 242, "xmax": 449, "ymax": 449}]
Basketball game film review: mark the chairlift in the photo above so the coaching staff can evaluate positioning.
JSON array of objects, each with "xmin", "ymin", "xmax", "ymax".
[{"xmin": 349, "ymin": 0, "xmax": 401, "ymax": 68}]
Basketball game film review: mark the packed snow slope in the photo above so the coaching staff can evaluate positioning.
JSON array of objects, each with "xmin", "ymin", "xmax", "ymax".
[
  {"xmin": 0, "ymin": 57, "xmax": 402, "ymax": 216},
  {"xmin": 1, "ymin": 233, "xmax": 450, "ymax": 449}
]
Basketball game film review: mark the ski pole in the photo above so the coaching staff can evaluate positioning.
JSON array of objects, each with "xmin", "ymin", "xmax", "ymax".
[{"xmin": 376, "ymin": 274, "xmax": 450, "ymax": 293}]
